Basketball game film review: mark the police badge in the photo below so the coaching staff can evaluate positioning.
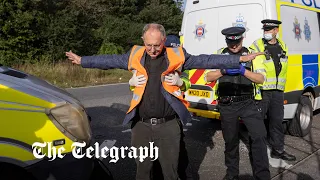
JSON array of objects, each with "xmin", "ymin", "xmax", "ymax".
[
  {"xmin": 303, "ymin": 17, "xmax": 311, "ymax": 42},
  {"xmin": 293, "ymin": 16, "xmax": 301, "ymax": 41},
  {"xmin": 193, "ymin": 20, "xmax": 208, "ymax": 41},
  {"xmin": 232, "ymin": 14, "xmax": 250, "ymax": 38}
]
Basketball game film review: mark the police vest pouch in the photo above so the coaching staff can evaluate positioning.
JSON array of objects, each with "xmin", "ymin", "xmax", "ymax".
[{"xmin": 218, "ymin": 96, "xmax": 232, "ymax": 105}]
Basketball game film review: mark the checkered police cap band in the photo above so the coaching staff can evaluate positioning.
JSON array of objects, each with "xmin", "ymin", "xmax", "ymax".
[
  {"xmin": 227, "ymin": 35, "xmax": 242, "ymax": 40},
  {"xmin": 264, "ymin": 23, "xmax": 279, "ymax": 27}
]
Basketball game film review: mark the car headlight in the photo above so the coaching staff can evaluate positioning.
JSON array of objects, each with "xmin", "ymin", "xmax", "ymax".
[{"xmin": 47, "ymin": 103, "xmax": 92, "ymax": 144}]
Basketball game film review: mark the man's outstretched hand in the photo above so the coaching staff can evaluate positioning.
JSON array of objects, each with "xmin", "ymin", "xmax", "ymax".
[
  {"xmin": 66, "ymin": 50, "xmax": 81, "ymax": 65},
  {"xmin": 240, "ymin": 52, "xmax": 264, "ymax": 62}
]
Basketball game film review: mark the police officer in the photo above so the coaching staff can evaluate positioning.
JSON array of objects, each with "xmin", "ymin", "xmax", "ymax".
[
  {"xmin": 250, "ymin": 19, "xmax": 296, "ymax": 161},
  {"xmin": 205, "ymin": 27, "xmax": 270, "ymax": 180}
]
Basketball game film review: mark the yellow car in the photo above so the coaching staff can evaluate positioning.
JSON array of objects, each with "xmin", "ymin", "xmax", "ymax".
[{"xmin": 0, "ymin": 64, "xmax": 113, "ymax": 180}]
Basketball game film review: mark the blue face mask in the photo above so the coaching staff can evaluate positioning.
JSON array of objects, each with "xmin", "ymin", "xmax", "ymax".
[{"xmin": 264, "ymin": 33, "xmax": 273, "ymax": 40}]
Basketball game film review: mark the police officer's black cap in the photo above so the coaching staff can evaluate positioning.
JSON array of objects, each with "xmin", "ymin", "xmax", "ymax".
[
  {"xmin": 165, "ymin": 34, "xmax": 180, "ymax": 47},
  {"xmin": 261, "ymin": 19, "xmax": 282, "ymax": 31},
  {"xmin": 221, "ymin": 27, "xmax": 245, "ymax": 44}
]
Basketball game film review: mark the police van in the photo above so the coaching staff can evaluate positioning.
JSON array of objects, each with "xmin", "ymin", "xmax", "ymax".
[
  {"xmin": 180, "ymin": 0, "xmax": 320, "ymax": 137},
  {"xmin": 0, "ymin": 64, "xmax": 113, "ymax": 180}
]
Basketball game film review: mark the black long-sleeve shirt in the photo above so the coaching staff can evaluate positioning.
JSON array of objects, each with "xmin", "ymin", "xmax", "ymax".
[{"xmin": 137, "ymin": 51, "xmax": 176, "ymax": 119}]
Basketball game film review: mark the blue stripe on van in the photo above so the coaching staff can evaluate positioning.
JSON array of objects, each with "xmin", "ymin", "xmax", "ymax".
[{"xmin": 302, "ymin": 54, "xmax": 318, "ymax": 88}]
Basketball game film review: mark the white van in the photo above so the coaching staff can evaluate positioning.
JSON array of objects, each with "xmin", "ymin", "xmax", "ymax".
[{"xmin": 181, "ymin": 0, "xmax": 320, "ymax": 137}]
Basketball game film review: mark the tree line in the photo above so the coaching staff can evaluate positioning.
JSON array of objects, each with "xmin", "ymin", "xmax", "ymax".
[{"xmin": 0, "ymin": 0, "xmax": 184, "ymax": 66}]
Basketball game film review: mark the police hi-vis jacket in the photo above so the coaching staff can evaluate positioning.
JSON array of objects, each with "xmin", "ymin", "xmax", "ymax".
[{"xmin": 250, "ymin": 38, "xmax": 289, "ymax": 91}]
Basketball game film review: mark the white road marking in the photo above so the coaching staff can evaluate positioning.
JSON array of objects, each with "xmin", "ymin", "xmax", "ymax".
[
  {"xmin": 122, "ymin": 129, "xmax": 131, "ymax": 133},
  {"xmin": 67, "ymin": 82, "xmax": 129, "ymax": 89}
]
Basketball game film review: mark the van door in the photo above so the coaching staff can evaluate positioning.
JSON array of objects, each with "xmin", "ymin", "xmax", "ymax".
[
  {"xmin": 183, "ymin": 8, "xmax": 219, "ymax": 55},
  {"xmin": 216, "ymin": 3, "xmax": 266, "ymax": 50},
  {"xmin": 182, "ymin": 1, "xmax": 267, "ymax": 108}
]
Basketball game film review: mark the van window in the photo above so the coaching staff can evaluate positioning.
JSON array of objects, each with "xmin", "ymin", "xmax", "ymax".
[{"xmin": 280, "ymin": 5, "xmax": 320, "ymax": 54}]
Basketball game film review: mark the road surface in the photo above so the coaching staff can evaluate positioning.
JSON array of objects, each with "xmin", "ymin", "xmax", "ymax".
[{"xmin": 67, "ymin": 83, "xmax": 320, "ymax": 180}]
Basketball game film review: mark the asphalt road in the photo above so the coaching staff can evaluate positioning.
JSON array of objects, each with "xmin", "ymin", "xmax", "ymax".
[{"xmin": 67, "ymin": 83, "xmax": 320, "ymax": 180}]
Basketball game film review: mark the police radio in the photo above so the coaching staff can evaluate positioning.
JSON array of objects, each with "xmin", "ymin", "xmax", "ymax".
[{"xmin": 264, "ymin": 49, "xmax": 271, "ymax": 60}]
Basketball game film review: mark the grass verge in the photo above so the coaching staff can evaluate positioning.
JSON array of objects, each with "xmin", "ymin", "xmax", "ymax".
[{"xmin": 13, "ymin": 61, "xmax": 132, "ymax": 88}]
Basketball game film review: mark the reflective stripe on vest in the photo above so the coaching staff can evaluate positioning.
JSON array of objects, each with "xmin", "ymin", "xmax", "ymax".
[
  {"xmin": 126, "ymin": 46, "xmax": 189, "ymax": 114},
  {"xmin": 262, "ymin": 84, "xmax": 285, "ymax": 91},
  {"xmin": 254, "ymin": 68, "xmax": 266, "ymax": 74},
  {"xmin": 252, "ymin": 41, "xmax": 262, "ymax": 53},
  {"xmin": 128, "ymin": 46, "xmax": 145, "ymax": 71},
  {"xmin": 265, "ymin": 77, "xmax": 286, "ymax": 83},
  {"xmin": 280, "ymin": 58, "xmax": 288, "ymax": 63}
]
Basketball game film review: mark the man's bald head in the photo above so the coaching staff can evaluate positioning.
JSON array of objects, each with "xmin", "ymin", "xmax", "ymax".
[
  {"xmin": 142, "ymin": 23, "xmax": 166, "ymax": 40},
  {"xmin": 142, "ymin": 23, "xmax": 167, "ymax": 59}
]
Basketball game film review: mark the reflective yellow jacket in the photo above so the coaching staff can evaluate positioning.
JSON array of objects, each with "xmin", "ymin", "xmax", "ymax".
[{"xmin": 249, "ymin": 38, "xmax": 288, "ymax": 91}]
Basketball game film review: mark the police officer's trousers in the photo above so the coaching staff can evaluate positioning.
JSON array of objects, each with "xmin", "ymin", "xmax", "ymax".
[
  {"xmin": 219, "ymin": 98, "xmax": 270, "ymax": 180},
  {"xmin": 260, "ymin": 90, "xmax": 285, "ymax": 151}
]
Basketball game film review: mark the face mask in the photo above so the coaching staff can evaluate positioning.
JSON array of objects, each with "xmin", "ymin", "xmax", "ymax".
[{"xmin": 264, "ymin": 33, "xmax": 273, "ymax": 40}]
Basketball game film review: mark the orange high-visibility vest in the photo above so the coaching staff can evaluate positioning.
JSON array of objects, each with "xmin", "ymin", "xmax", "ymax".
[{"xmin": 126, "ymin": 45, "xmax": 190, "ymax": 114}]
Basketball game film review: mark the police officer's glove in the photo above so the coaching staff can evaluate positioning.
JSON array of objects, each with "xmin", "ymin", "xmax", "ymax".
[
  {"xmin": 129, "ymin": 70, "xmax": 147, "ymax": 87},
  {"xmin": 165, "ymin": 72, "xmax": 184, "ymax": 86},
  {"xmin": 239, "ymin": 64, "xmax": 246, "ymax": 76},
  {"xmin": 221, "ymin": 69, "xmax": 240, "ymax": 75}
]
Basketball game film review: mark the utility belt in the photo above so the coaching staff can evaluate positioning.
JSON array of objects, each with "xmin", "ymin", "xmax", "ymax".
[
  {"xmin": 139, "ymin": 114, "xmax": 178, "ymax": 125},
  {"xmin": 218, "ymin": 95, "xmax": 254, "ymax": 105}
]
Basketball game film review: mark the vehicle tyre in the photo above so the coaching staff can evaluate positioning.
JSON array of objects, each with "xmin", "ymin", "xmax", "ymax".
[
  {"xmin": 0, "ymin": 163, "xmax": 36, "ymax": 180},
  {"xmin": 288, "ymin": 95, "xmax": 313, "ymax": 137}
]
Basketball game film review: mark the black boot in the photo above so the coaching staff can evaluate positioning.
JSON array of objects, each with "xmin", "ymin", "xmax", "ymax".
[{"xmin": 271, "ymin": 149, "xmax": 296, "ymax": 161}]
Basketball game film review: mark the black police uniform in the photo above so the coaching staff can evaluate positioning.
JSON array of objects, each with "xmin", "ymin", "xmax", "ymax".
[
  {"xmin": 217, "ymin": 27, "xmax": 270, "ymax": 180},
  {"xmin": 259, "ymin": 19, "xmax": 296, "ymax": 161}
]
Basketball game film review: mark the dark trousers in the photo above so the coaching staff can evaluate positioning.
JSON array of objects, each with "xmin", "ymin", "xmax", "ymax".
[
  {"xmin": 151, "ymin": 129, "xmax": 189, "ymax": 180},
  {"xmin": 260, "ymin": 90, "xmax": 285, "ymax": 151},
  {"xmin": 131, "ymin": 118, "xmax": 181, "ymax": 180},
  {"xmin": 219, "ymin": 99, "xmax": 270, "ymax": 180}
]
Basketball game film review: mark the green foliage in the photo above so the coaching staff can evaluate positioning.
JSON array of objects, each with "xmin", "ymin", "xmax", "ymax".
[
  {"xmin": 0, "ymin": 0, "xmax": 45, "ymax": 65},
  {"xmin": 98, "ymin": 42, "xmax": 125, "ymax": 55},
  {"xmin": 0, "ymin": 0, "xmax": 184, "ymax": 66},
  {"xmin": 136, "ymin": 0, "xmax": 183, "ymax": 35}
]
